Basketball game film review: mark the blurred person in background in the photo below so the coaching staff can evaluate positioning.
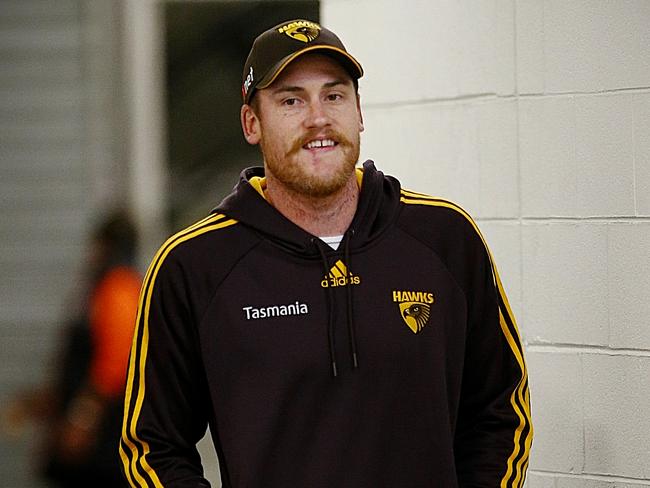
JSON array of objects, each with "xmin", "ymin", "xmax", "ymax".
[{"xmin": 3, "ymin": 210, "xmax": 141, "ymax": 487}]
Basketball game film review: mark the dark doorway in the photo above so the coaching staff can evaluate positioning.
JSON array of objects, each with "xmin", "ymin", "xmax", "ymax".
[{"xmin": 164, "ymin": 1, "xmax": 319, "ymax": 229}]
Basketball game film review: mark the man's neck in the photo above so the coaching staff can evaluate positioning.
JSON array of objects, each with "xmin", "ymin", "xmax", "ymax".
[{"xmin": 265, "ymin": 174, "xmax": 359, "ymax": 237}]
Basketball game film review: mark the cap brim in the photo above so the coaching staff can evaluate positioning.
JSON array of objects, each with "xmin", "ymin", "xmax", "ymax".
[{"xmin": 256, "ymin": 45, "xmax": 364, "ymax": 92}]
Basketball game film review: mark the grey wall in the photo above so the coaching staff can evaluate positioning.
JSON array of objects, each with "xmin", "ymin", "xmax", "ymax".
[{"xmin": 0, "ymin": 1, "xmax": 125, "ymax": 485}]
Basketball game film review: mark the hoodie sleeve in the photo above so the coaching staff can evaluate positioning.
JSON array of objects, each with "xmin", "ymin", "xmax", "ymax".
[
  {"xmin": 398, "ymin": 192, "xmax": 532, "ymax": 485},
  {"xmin": 120, "ymin": 243, "xmax": 212, "ymax": 488},
  {"xmin": 453, "ymin": 223, "xmax": 533, "ymax": 487}
]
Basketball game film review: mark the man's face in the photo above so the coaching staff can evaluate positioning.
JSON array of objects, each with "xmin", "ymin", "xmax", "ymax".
[{"xmin": 243, "ymin": 53, "xmax": 364, "ymax": 198}]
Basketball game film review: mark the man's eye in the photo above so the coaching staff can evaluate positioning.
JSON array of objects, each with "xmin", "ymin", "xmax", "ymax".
[
  {"xmin": 327, "ymin": 93, "xmax": 342, "ymax": 101},
  {"xmin": 283, "ymin": 98, "xmax": 298, "ymax": 106}
]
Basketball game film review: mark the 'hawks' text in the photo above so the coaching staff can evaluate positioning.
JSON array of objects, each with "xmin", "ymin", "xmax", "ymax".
[{"xmin": 392, "ymin": 291, "xmax": 434, "ymax": 304}]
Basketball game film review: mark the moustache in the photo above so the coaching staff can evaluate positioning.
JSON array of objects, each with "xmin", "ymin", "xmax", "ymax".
[{"xmin": 288, "ymin": 130, "xmax": 352, "ymax": 156}]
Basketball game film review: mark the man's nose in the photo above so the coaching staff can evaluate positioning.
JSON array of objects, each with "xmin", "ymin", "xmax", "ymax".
[{"xmin": 305, "ymin": 100, "xmax": 331, "ymax": 128}]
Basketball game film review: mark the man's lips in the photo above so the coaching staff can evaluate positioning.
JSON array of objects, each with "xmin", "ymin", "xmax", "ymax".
[{"xmin": 289, "ymin": 132, "xmax": 347, "ymax": 156}]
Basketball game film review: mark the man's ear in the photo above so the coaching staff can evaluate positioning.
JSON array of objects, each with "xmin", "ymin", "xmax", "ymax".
[
  {"xmin": 357, "ymin": 93, "xmax": 364, "ymax": 133},
  {"xmin": 241, "ymin": 104, "xmax": 261, "ymax": 145}
]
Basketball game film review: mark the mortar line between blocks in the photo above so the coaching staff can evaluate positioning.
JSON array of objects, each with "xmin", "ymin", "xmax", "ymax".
[
  {"xmin": 521, "ymin": 216, "xmax": 650, "ymax": 223},
  {"xmin": 527, "ymin": 343, "xmax": 650, "ymax": 357},
  {"xmin": 362, "ymin": 87, "xmax": 650, "ymax": 111},
  {"xmin": 529, "ymin": 469, "xmax": 650, "ymax": 485}
]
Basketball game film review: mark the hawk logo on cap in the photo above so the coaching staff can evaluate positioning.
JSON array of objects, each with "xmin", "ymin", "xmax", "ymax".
[{"xmin": 278, "ymin": 20, "xmax": 321, "ymax": 43}]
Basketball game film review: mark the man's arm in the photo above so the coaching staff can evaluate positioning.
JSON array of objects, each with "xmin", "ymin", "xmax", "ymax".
[
  {"xmin": 454, "ymin": 244, "xmax": 533, "ymax": 487},
  {"xmin": 120, "ymin": 246, "xmax": 212, "ymax": 488}
]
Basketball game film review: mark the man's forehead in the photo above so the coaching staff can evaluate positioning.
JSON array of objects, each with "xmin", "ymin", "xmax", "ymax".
[{"xmin": 267, "ymin": 53, "xmax": 354, "ymax": 90}]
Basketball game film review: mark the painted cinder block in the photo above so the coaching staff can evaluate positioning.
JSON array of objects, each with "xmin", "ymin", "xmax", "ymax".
[
  {"xmin": 522, "ymin": 222, "xmax": 609, "ymax": 346},
  {"xmin": 543, "ymin": 0, "xmax": 612, "ymax": 93},
  {"xmin": 524, "ymin": 473, "xmax": 554, "ymax": 488},
  {"xmin": 515, "ymin": 0, "xmax": 545, "ymax": 94},
  {"xmin": 321, "ymin": 0, "xmax": 515, "ymax": 104},
  {"xmin": 473, "ymin": 99, "xmax": 518, "ymax": 218},
  {"xmin": 573, "ymin": 95, "xmax": 636, "ymax": 216},
  {"xmin": 528, "ymin": 475, "xmax": 650, "ymax": 488},
  {"xmin": 634, "ymin": 93, "xmax": 650, "ymax": 216},
  {"xmin": 361, "ymin": 98, "xmax": 518, "ymax": 218},
  {"xmin": 477, "ymin": 221, "xmax": 522, "ymax": 332},
  {"xmin": 455, "ymin": 0, "xmax": 515, "ymax": 96},
  {"xmin": 527, "ymin": 351, "xmax": 584, "ymax": 473},
  {"xmin": 519, "ymin": 96, "xmax": 577, "ymax": 217},
  {"xmin": 582, "ymin": 354, "xmax": 650, "ymax": 479},
  {"xmin": 519, "ymin": 95, "xmax": 636, "ymax": 217},
  {"xmin": 607, "ymin": 223, "xmax": 650, "ymax": 350},
  {"xmin": 361, "ymin": 103, "xmax": 479, "ymax": 213},
  {"xmin": 556, "ymin": 478, "xmax": 618, "ymax": 488},
  {"xmin": 322, "ymin": 0, "xmax": 457, "ymax": 103},
  {"xmin": 516, "ymin": 0, "xmax": 650, "ymax": 93}
]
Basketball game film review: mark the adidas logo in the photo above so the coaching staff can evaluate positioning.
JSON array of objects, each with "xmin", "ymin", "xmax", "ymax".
[{"xmin": 320, "ymin": 260, "xmax": 361, "ymax": 288}]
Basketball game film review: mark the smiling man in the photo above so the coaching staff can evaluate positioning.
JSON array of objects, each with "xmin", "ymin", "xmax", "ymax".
[
  {"xmin": 241, "ymin": 53, "xmax": 363, "ymax": 237},
  {"xmin": 121, "ymin": 19, "xmax": 532, "ymax": 488}
]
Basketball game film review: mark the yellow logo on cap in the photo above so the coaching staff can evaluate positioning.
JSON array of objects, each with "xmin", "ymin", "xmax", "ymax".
[{"xmin": 278, "ymin": 20, "xmax": 321, "ymax": 43}]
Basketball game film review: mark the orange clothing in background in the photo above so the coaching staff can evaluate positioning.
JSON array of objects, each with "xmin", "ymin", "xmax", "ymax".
[{"xmin": 88, "ymin": 266, "xmax": 142, "ymax": 398}]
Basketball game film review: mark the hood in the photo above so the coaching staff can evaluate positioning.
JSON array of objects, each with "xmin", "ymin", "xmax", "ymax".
[
  {"xmin": 214, "ymin": 160, "xmax": 401, "ymax": 256},
  {"xmin": 215, "ymin": 160, "xmax": 401, "ymax": 376}
]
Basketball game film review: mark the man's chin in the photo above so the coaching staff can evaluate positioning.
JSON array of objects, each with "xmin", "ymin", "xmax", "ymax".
[
  {"xmin": 265, "ymin": 145, "xmax": 359, "ymax": 198},
  {"xmin": 293, "ymin": 170, "xmax": 355, "ymax": 198}
]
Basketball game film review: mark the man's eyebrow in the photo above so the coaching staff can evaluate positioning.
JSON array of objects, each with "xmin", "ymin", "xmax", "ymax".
[
  {"xmin": 271, "ymin": 79, "xmax": 351, "ymax": 95},
  {"xmin": 323, "ymin": 79, "xmax": 350, "ymax": 89},
  {"xmin": 271, "ymin": 85, "xmax": 304, "ymax": 95}
]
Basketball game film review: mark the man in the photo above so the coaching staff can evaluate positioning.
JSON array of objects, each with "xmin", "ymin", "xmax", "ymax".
[{"xmin": 121, "ymin": 19, "xmax": 532, "ymax": 487}]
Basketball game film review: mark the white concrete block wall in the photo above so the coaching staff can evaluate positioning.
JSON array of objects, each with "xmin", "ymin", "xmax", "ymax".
[
  {"xmin": 582, "ymin": 355, "xmax": 650, "ymax": 478},
  {"xmin": 522, "ymin": 222, "xmax": 609, "ymax": 346},
  {"xmin": 323, "ymin": 0, "xmax": 650, "ymax": 485},
  {"xmin": 526, "ymin": 351, "xmax": 583, "ymax": 473},
  {"xmin": 608, "ymin": 224, "xmax": 650, "ymax": 349},
  {"xmin": 519, "ymin": 94, "xmax": 637, "ymax": 217},
  {"xmin": 362, "ymin": 99, "xmax": 519, "ymax": 219},
  {"xmin": 635, "ymin": 94, "xmax": 650, "ymax": 215},
  {"xmin": 480, "ymin": 221, "xmax": 522, "ymax": 322}
]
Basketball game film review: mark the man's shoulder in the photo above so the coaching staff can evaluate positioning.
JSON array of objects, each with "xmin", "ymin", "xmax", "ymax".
[
  {"xmin": 396, "ymin": 188, "xmax": 491, "ymax": 255},
  {"xmin": 396, "ymin": 190, "xmax": 495, "ymax": 290},
  {"xmin": 160, "ymin": 213, "xmax": 239, "ymax": 257},
  {"xmin": 143, "ymin": 213, "xmax": 261, "ymax": 306},
  {"xmin": 398, "ymin": 189, "xmax": 478, "ymax": 232},
  {"xmin": 151, "ymin": 212, "xmax": 258, "ymax": 274}
]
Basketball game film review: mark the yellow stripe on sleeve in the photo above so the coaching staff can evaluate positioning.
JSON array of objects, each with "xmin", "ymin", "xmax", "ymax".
[{"xmin": 121, "ymin": 214, "xmax": 237, "ymax": 487}]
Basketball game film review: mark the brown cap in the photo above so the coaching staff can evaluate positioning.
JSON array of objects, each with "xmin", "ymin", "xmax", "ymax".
[{"xmin": 241, "ymin": 19, "xmax": 363, "ymax": 104}]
